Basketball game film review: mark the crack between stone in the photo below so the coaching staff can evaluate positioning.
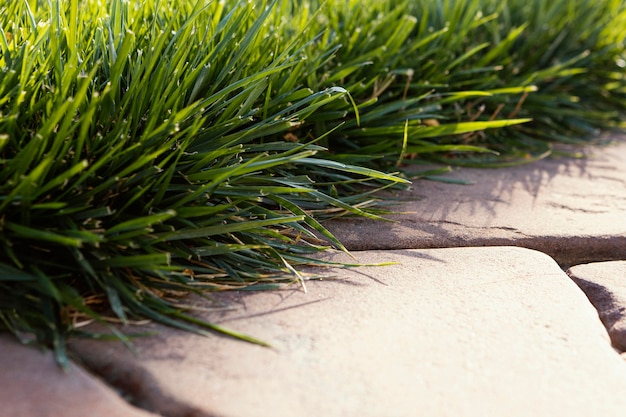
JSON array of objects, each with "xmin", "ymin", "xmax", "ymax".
[
  {"xmin": 546, "ymin": 202, "xmax": 608, "ymax": 214},
  {"xmin": 334, "ymin": 218, "xmax": 626, "ymax": 268},
  {"xmin": 72, "ymin": 352, "xmax": 225, "ymax": 417},
  {"xmin": 427, "ymin": 220, "xmax": 531, "ymax": 237}
]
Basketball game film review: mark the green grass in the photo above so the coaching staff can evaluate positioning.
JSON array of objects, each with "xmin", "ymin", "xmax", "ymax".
[{"xmin": 1, "ymin": 0, "xmax": 624, "ymax": 366}]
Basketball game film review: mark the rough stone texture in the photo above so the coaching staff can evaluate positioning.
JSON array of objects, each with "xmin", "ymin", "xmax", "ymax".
[
  {"xmin": 568, "ymin": 261, "xmax": 626, "ymax": 351},
  {"xmin": 322, "ymin": 138, "xmax": 626, "ymax": 267},
  {"xmin": 69, "ymin": 247, "xmax": 626, "ymax": 417},
  {"xmin": 0, "ymin": 334, "xmax": 158, "ymax": 417}
]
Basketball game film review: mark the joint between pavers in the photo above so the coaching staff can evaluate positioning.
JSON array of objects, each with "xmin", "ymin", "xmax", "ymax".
[{"xmin": 71, "ymin": 350, "xmax": 224, "ymax": 417}]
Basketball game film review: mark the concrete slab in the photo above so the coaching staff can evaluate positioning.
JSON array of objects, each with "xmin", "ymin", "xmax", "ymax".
[
  {"xmin": 69, "ymin": 247, "xmax": 626, "ymax": 417},
  {"xmin": 568, "ymin": 261, "xmax": 626, "ymax": 351},
  {"xmin": 323, "ymin": 138, "xmax": 626, "ymax": 266},
  {"xmin": 0, "ymin": 334, "xmax": 158, "ymax": 417}
]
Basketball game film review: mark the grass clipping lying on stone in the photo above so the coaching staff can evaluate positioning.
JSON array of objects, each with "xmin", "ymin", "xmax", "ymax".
[{"xmin": 0, "ymin": 0, "xmax": 625, "ymax": 365}]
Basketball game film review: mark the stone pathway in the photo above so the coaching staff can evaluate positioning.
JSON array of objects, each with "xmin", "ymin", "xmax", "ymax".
[{"xmin": 3, "ymin": 137, "xmax": 626, "ymax": 417}]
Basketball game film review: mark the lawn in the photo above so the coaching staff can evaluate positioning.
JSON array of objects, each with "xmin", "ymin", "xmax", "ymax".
[{"xmin": 1, "ymin": 0, "xmax": 625, "ymax": 365}]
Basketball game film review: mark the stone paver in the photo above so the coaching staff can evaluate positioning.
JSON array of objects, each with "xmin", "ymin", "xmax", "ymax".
[
  {"xmin": 0, "ymin": 334, "xmax": 158, "ymax": 417},
  {"xmin": 568, "ymin": 261, "xmax": 626, "ymax": 352},
  {"xmin": 323, "ymin": 139, "xmax": 626, "ymax": 266},
  {"xmin": 68, "ymin": 247, "xmax": 626, "ymax": 417}
]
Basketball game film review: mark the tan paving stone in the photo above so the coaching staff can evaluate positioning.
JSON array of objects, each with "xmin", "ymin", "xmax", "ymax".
[
  {"xmin": 568, "ymin": 261, "xmax": 626, "ymax": 351},
  {"xmin": 0, "ymin": 334, "xmax": 158, "ymax": 417},
  {"xmin": 69, "ymin": 247, "xmax": 626, "ymax": 417},
  {"xmin": 323, "ymin": 138, "xmax": 626, "ymax": 266}
]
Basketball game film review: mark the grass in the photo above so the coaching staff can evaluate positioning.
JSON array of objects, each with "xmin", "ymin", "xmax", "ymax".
[{"xmin": 0, "ymin": 0, "xmax": 624, "ymax": 366}]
